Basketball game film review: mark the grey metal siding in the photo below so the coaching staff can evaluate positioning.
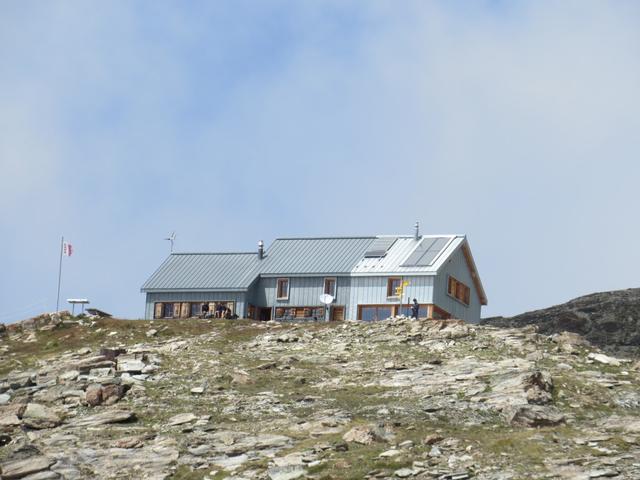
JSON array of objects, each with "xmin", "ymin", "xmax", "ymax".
[
  {"xmin": 347, "ymin": 276, "xmax": 434, "ymax": 320},
  {"xmin": 145, "ymin": 291, "xmax": 247, "ymax": 319},
  {"xmin": 432, "ymin": 247, "xmax": 482, "ymax": 323},
  {"xmin": 248, "ymin": 276, "xmax": 351, "ymax": 308}
]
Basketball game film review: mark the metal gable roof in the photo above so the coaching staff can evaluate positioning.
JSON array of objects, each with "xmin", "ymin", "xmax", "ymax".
[
  {"xmin": 141, "ymin": 252, "xmax": 261, "ymax": 291},
  {"xmin": 258, "ymin": 237, "xmax": 376, "ymax": 275}
]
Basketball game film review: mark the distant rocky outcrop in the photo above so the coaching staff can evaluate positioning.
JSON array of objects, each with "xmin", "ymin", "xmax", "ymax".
[{"xmin": 481, "ymin": 288, "xmax": 640, "ymax": 353}]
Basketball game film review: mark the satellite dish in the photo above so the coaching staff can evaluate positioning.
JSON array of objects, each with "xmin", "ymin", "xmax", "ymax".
[{"xmin": 319, "ymin": 293, "xmax": 334, "ymax": 305}]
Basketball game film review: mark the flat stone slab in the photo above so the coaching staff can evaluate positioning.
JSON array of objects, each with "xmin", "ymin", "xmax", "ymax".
[
  {"xmin": 267, "ymin": 465, "xmax": 307, "ymax": 480},
  {"xmin": 67, "ymin": 410, "xmax": 136, "ymax": 427},
  {"xmin": 0, "ymin": 455, "xmax": 54, "ymax": 480},
  {"xmin": 167, "ymin": 413, "xmax": 198, "ymax": 426}
]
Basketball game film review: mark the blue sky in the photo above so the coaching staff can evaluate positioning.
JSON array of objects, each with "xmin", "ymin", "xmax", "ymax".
[{"xmin": 1, "ymin": 1, "xmax": 639, "ymax": 322}]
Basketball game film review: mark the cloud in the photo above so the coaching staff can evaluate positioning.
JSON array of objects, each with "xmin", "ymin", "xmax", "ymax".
[{"xmin": 1, "ymin": 1, "xmax": 639, "ymax": 322}]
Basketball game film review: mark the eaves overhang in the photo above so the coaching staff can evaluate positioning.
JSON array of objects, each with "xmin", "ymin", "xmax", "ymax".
[{"xmin": 141, "ymin": 287, "xmax": 249, "ymax": 294}]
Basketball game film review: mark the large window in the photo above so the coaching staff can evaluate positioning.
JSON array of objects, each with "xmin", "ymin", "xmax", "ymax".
[
  {"xmin": 399, "ymin": 304, "xmax": 429, "ymax": 318},
  {"xmin": 274, "ymin": 306, "xmax": 324, "ymax": 320},
  {"xmin": 155, "ymin": 301, "xmax": 235, "ymax": 319},
  {"xmin": 387, "ymin": 277, "xmax": 402, "ymax": 297},
  {"xmin": 358, "ymin": 305, "xmax": 394, "ymax": 321},
  {"xmin": 276, "ymin": 278, "xmax": 290, "ymax": 300},
  {"xmin": 154, "ymin": 302, "xmax": 180, "ymax": 319},
  {"xmin": 448, "ymin": 276, "xmax": 471, "ymax": 306},
  {"xmin": 324, "ymin": 277, "xmax": 336, "ymax": 297}
]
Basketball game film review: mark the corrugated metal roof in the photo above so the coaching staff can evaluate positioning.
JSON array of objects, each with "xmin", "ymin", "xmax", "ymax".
[
  {"xmin": 141, "ymin": 253, "xmax": 260, "ymax": 291},
  {"xmin": 140, "ymin": 234, "xmax": 486, "ymax": 301},
  {"xmin": 258, "ymin": 237, "xmax": 376, "ymax": 275},
  {"xmin": 351, "ymin": 236, "xmax": 461, "ymax": 275}
]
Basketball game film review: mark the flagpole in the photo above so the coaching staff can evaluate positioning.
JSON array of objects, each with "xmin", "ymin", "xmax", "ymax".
[{"xmin": 56, "ymin": 236, "xmax": 64, "ymax": 313}]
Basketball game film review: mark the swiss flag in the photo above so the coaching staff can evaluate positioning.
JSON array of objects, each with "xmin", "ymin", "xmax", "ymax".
[{"xmin": 63, "ymin": 242, "xmax": 73, "ymax": 257}]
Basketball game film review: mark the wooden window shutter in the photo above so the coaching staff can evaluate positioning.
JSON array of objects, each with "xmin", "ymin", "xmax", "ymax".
[
  {"xmin": 154, "ymin": 303, "xmax": 163, "ymax": 319},
  {"xmin": 181, "ymin": 303, "xmax": 190, "ymax": 318}
]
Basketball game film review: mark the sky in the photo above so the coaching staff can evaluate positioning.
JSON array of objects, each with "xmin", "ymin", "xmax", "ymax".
[{"xmin": 1, "ymin": 1, "xmax": 639, "ymax": 322}]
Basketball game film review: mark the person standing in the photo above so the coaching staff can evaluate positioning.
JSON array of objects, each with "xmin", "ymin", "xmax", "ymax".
[{"xmin": 411, "ymin": 299, "xmax": 419, "ymax": 320}]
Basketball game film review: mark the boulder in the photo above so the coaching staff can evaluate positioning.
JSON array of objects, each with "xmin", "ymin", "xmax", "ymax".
[
  {"xmin": 85, "ymin": 384, "xmax": 103, "ymax": 407},
  {"xmin": 507, "ymin": 405, "xmax": 566, "ymax": 427},
  {"xmin": 342, "ymin": 423, "xmax": 395, "ymax": 445},
  {"xmin": 99, "ymin": 347, "xmax": 127, "ymax": 361},
  {"xmin": 523, "ymin": 370, "xmax": 554, "ymax": 405},
  {"xmin": 0, "ymin": 403, "xmax": 26, "ymax": 427},
  {"xmin": 21, "ymin": 403, "xmax": 62, "ymax": 429},
  {"xmin": 102, "ymin": 384, "xmax": 128, "ymax": 405}
]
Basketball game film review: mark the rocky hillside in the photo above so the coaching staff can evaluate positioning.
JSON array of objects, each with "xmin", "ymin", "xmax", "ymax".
[
  {"xmin": 481, "ymin": 288, "xmax": 640, "ymax": 354},
  {"xmin": 1, "ymin": 315, "xmax": 640, "ymax": 479}
]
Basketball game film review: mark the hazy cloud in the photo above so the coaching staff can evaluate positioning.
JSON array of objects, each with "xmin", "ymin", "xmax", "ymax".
[{"xmin": 1, "ymin": 1, "xmax": 639, "ymax": 322}]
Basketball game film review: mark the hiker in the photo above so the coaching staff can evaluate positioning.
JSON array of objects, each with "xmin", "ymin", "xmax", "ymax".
[
  {"xmin": 411, "ymin": 299, "xmax": 419, "ymax": 320},
  {"xmin": 215, "ymin": 302, "xmax": 225, "ymax": 318},
  {"xmin": 201, "ymin": 303, "xmax": 209, "ymax": 318}
]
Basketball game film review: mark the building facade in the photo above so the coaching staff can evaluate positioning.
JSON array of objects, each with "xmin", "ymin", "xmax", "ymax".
[{"xmin": 141, "ymin": 229, "xmax": 487, "ymax": 323}]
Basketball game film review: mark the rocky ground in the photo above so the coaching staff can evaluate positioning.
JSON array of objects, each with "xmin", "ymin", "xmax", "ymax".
[
  {"xmin": 481, "ymin": 288, "xmax": 640, "ymax": 355},
  {"xmin": 1, "ymin": 314, "xmax": 640, "ymax": 480}
]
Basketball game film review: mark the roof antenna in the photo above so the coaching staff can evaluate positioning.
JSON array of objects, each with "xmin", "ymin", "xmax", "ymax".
[
  {"xmin": 414, "ymin": 221, "xmax": 420, "ymax": 241},
  {"xmin": 164, "ymin": 231, "xmax": 176, "ymax": 253}
]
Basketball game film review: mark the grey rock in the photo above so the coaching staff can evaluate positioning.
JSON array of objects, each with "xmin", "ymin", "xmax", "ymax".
[
  {"xmin": 67, "ymin": 409, "xmax": 136, "ymax": 427},
  {"xmin": 267, "ymin": 465, "xmax": 307, "ymax": 480},
  {"xmin": 167, "ymin": 412, "xmax": 197, "ymax": 426},
  {"xmin": 22, "ymin": 403, "xmax": 62, "ymax": 429},
  {"xmin": 394, "ymin": 468, "xmax": 415, "ymax": 478},
  {"xmin": 507, "ymin": 405, "xmax": 566, "ymax": 427},
  {"xmin": 0, "ymin": 456, "xmax": 54, "ymax": 480}
]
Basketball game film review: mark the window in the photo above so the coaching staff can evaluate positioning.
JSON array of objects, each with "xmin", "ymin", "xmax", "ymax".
[
  {"xmin": 273, "ymin": 306, "xmax": 325, "ymax": 320},
  {"xmin": 324, "ymin": 277, "xmax": 336, "ymax": 297},
  {"xmin": 399, "ymin": 304, "xmax": 428, "ymax": 318},
  {"xmin": 276, "ymin": 278, "xmax": 289, "ymax": 300},
  {"xmin": 387, "ymin": 277, "xmax": 402, "ymax": 297},
  {"xmin": 163, "ymin": 303, "xmax": 175, "ymax": 318},
  {"xmin": 359, "ymin": 305, "xmax": 394, "ymax": 322},
  {"xmin": 447, "ymin": 276, "xmax": 471, "ymax": 306},
  {"xmin": 190, "ymin": 303, "xmax": 202, "ymax": 317}
]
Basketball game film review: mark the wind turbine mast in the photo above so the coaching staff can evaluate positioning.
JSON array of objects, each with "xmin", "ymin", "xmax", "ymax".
[{"xmin": 164, "ymin": 231, "xmax": 176, "ymax": 253}]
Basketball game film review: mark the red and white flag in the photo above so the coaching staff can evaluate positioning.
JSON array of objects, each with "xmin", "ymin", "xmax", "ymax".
[{"xmin": 63, "ymin": 242, "xmax": 73, "ymax": 257}]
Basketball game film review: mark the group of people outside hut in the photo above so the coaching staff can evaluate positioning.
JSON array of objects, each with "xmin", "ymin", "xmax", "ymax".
[{"xmin": 201, "ymin": 302, "xmax": 235, "ymax": 319}]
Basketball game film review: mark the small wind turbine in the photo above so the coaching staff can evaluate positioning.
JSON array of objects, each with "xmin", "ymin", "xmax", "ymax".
[{"xmin": 164, "ymin": 231, "xmax": 176, "ymax": 253}]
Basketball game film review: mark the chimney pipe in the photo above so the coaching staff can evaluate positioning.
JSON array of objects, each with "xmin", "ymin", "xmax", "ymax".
[
  {"xmin": 414, "ymin": 221, "xmax": 420, "ymax": 241},
  {"xmin": 258, "ymin": 240, "xmax": 264, "ymax": 259}
]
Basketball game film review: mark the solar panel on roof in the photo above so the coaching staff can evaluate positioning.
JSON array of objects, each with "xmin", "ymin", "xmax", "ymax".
[
  {"xmin": 401, "ymin": 237, "xmax": 450, "ymax": 267},
  {"xmin": 401, "ymin": 238, "xmax": 433, "ymax": 265},
  {"xmin": 364, "ymin": 237, "xmax": 397, "ymax": 258},
  {"xmin": 416, "ymin": 237, "xmax": 450, "ymax": 265}
]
